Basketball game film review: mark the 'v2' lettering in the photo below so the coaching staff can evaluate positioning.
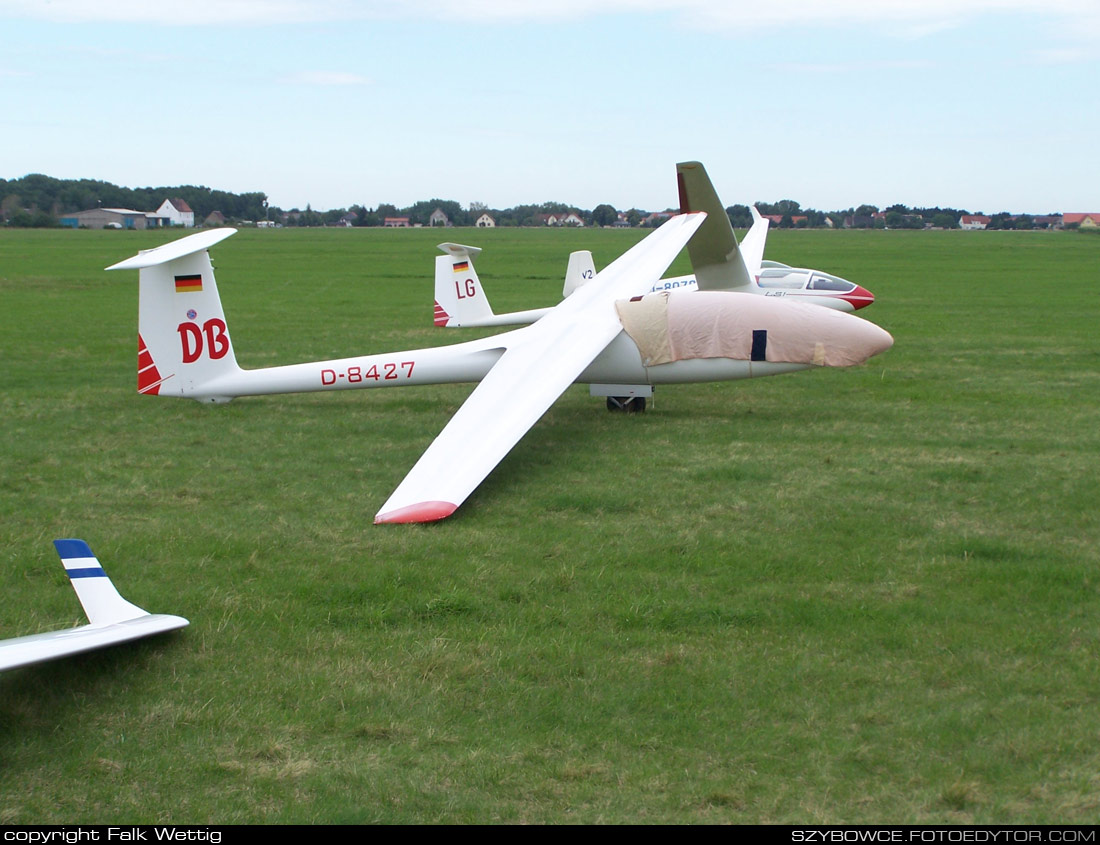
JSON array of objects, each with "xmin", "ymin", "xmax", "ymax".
[{"xmin": 178, "ymin": 318, "xmax": 229, "ymax": 363}]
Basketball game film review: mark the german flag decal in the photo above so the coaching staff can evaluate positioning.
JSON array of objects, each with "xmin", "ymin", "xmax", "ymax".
[
  {"xmin": 175, "ymin": 274, "xmax": 203, "ymax": 293},
  {"xmin": 452, "ymin": 261, "xmax": 469, "ymax": 274}
]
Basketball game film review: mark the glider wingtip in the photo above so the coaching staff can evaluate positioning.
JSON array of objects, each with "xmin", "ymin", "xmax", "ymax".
[
  {"xmin": 374, "ymin": 501, "xmax": 459, "ymax": 524},
  {"xmin": 162, "ymin": 614, "xmax": 192, "ymax": 632}
]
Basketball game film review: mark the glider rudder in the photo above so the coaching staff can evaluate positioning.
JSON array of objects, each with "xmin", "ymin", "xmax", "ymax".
[
  {"xmin": 676, "ymin": 161, "xmax": 754, "ymax": 292},
  {"xmin": 434, "ymin": 243, "xmax": 493, "ymax": 327},
  {"xmin": 107, "ymin": 228, "xmax": 242, "ymax": 402}
]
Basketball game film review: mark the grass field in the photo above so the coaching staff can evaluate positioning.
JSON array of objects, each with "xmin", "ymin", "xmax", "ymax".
[{"xmin": 1, "ymin": 225, "xmax": 1098, "ymax": 823}]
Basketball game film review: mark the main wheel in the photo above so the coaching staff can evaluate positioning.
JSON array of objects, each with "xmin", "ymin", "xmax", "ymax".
[{"xmin": 607, "ymin": 396, "xmax": 647, "ymax": 413}]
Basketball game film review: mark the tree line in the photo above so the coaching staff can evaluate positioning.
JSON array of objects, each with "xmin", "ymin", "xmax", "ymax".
[
  {"xmin": 1, "ymin": 173, "xmax": 1061, "ymax": 230},
  {"xmin": 1, "ymin": 174, "xmax": 268, "ymax": 227}
]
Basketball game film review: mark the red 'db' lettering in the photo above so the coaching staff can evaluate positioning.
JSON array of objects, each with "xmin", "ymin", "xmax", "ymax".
[
  {"xmin": 178, "ymin": 322, "xmax": 203, "ymax": 363},
  {"xmin": 203, "ymin": 318, "xmax": 229, "ymax": 360}
]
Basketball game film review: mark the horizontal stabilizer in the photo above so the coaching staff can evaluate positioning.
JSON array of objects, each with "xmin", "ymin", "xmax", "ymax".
[
  {"xmin": 106, "ymin": 228, "xmax": 237, "ymax": 271},
  {"xmin": 437, "ymin": 242, "xmax": 483, "ymax": 261}
]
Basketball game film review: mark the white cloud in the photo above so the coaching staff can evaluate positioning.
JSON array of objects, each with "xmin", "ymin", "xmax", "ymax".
[
  {"xmin": 0, "ymin": 0, "xmax": 1096, "ymax": 33},
  {"xmin": 0, "ymin": 0, "xmax": 347, "ymax": 25}
]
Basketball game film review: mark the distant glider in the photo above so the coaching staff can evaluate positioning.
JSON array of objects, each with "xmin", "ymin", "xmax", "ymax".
[
  {"xmin": 432, "ymin": 162, "xmax": 874, "ymax": 330},
  {"xmin": 0, "ymin": 540, "xmax": 188, "ymax": 672},
  {"xmin": 106, "ymin": 162, "xmax": 893, "ymax": 524}
]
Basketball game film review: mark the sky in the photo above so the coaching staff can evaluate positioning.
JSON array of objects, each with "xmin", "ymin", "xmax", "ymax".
[{"xmin": 1, "ymin": 0, "xmax": 1097, "ymax": 214}]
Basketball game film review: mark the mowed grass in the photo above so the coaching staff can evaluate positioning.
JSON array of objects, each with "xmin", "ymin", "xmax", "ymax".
[{"xmin": 1, "ymin": 225, "xmax": 1098, "ymax": 823}]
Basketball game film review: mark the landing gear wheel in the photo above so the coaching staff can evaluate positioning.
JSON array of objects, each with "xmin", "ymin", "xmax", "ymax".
[{"xmin": 606, "ymin": 396, "xmax": 647, "ymax": 413}]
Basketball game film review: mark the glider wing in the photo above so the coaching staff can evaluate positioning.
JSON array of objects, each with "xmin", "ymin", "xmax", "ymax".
[
  {"xmin": 0, "ymin": 540, "xmax": 188, "ymax": 672},
  {"xmin": 375, "ymin": 212, "xmax": 706, "ymax": 523}
]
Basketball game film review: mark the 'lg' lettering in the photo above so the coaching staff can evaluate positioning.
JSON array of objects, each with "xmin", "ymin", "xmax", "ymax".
[{"xmin": 178, "ymin": 318, "xmax": 229, "ymax": 363}]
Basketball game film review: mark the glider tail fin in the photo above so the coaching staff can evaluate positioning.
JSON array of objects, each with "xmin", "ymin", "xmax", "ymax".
[
  {"xmin": 106, "ymin": 228, "xmax": 241, "ymax": 402},
  {"xmin": 53, "ymin": 539, "xmax": 147, "ymax": 627},
  {"xmin": 562, "ymin": 250, "xmax": 596, "ymax": 298},
  {"xmin": 676, "ymin": 161, "xmax": 754, "ymax": 292},
  {"xmin": 434, "ymin": 243, "xmax": 494, "ymax": 327},
  {"xmin": 740, "ymin": 206, "xmax": 770, "ymax": 280}
]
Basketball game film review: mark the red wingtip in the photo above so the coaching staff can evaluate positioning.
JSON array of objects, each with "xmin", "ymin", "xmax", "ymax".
[{"xmin": 374, "ymin": 501, "xmax": 458, "ymax": 524}]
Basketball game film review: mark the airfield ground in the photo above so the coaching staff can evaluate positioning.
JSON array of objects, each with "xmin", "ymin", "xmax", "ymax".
[{"xmin": 1, "ymin": 226, "xmax": 1097, "ymax": 823}]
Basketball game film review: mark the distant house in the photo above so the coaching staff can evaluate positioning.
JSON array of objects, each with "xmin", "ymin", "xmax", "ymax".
[
  {"xmin": 204, "ymin": 211, "xmax": 226, "ymax": 227},
  {"xmin": 1062, "ymin": 213, "xmax": 1100, "ymax": 229},
  {"xmin": 762, "ymin": 214, "xmax": 808, "ymax": 227},
  {"xmin": 384, "ymin": 217, "xmax": 410, "ymax": 228},
  {"xmin": 959, "ymin": 215, "xmax": 991, "ymax": 230},
  {"xmin": 156, "ymin": 198, "xmax": 195, "ymax": 227},
  {"xmin": 475, "ymin": 213, "xmax": 496, "ymax": 228},
  {"xmin": 1032, "ymin": 215, "xmax": 1062, "ymax": 229},
  {"xmin": 429, "ymin": 208, "xmax": 451, "ymax": 227},
  {"xmin": 641, "ymin": 211, "xmax": 675, "ymax": 227},
  {"xmin": 613, "ymin": 213, "xmax": 632, "ymax": 228},
  {"xmin": 58, "ymin": 208, "xmax": 149, "ymax": 230},
  {"xmin": 541, "ymin": 211, "xmax": 584, "ymax": 227},
  {"xmin": 842, "ymin": 214, "xmax": 875, "ymax": 229}
]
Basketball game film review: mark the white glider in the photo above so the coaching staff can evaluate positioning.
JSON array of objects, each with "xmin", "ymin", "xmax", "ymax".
[
  {"xmin": 106, "ymin": 165, "xmax": 893, "ymax": 524},
  {"xmin": 432, "ymin": 162, "xmax": 874, "ymax": 330},
  {"xmin": 0, "ymin": 540, "xmax": 188, "ymax": 672}
]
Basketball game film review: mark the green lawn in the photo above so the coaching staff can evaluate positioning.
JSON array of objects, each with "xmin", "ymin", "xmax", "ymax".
[{"xmin": 1, "ymin": 226, "xmax": 1097, "ymax": 823}]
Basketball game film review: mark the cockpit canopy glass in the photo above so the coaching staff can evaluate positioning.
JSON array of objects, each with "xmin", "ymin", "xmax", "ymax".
[
  {"xmin": 808, "ymin": 273, "xmax": 856, "ymax": 292},
  {"xmin": 758, "ymin": 268, "xmax": 810, "ymax": 290}
]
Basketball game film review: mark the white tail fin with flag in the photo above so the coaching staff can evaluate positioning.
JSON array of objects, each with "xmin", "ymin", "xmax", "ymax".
[
  {"xmin": 107, "ymin": 228, "xmax": 242, "ymax": 402},
  {"xmin": 432, "ymin": 242, "xmax": 551, "ymax": 328},
  {"xmin": 434, "ymin": 243, "xmax": 493, "ymax": 327}
]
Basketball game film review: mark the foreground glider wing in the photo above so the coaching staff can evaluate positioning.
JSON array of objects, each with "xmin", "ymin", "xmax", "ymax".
[
  {"xmin": 0, "ymin": 540, "xmax": 188, "ymax": 672},
  {"xmin": 375, "ymin": 212, "xmax": 707, "ymax": 523}
]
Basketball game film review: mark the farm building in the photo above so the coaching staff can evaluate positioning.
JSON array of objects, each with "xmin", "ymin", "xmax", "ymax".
[
  {"xmin": 58, "ymin": 208, "xmax": 150, "ymax": 229},
  {"xmin": 1062, "ymin": 213, "xmax": 1100, "ymax": 228},
  {"xmin": 959, "ymin": 215, "xmax": 992, "ymax": 230},
  {"xmin": 155, "ymin": 198, "xmax": 194, "ymax": 227}
]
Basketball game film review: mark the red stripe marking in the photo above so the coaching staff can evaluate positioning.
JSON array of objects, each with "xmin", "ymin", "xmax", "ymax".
[
  {"xmin": 433, "ymin": 300, "xmax": 451, "ymax": 327},
  {"xmin": 137, "ymin": 334, "xmax": 163, "ymax": 395}
]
